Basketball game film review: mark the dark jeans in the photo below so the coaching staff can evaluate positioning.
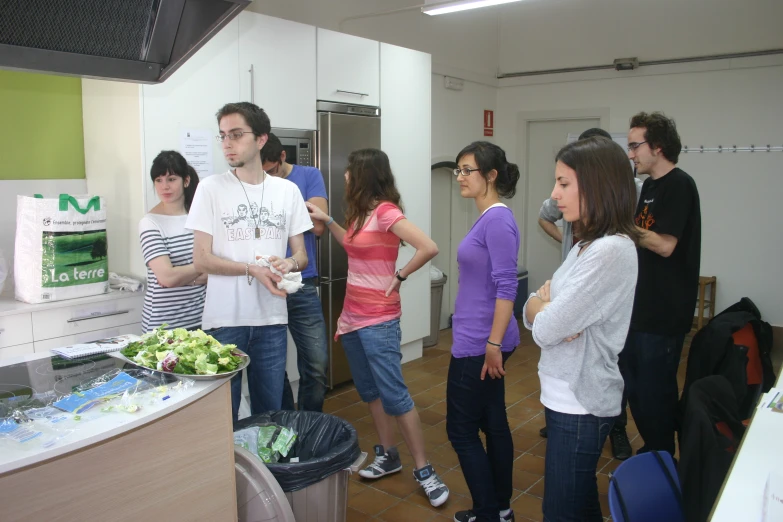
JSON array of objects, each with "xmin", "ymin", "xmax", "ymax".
[
  {"xmin": 206, "ymin": 325, "xmax": 288, "ymax": 423},
  {"xmin": 446, "ymin": 351, "xmax": 514, "ymax": 522},
  {"xmin": 281, "ymin": 278, "xmax": 329, "ymax": 412},
  {"xmin": 543, "ymin": 408, "xmax": 614, "ymax": 522},
  {"xmin": 618, "ymin": 330, "xmax": 685, "ymax": 455}
]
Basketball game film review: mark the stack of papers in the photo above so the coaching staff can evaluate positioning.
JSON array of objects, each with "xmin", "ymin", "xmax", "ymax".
[{"xmin": 51, "ymin": 334, "xmax": 140, "ymax": 359}]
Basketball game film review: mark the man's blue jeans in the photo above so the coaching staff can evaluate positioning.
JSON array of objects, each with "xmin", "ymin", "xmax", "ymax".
[
  {"xmin": 206, "ymin": 325, "xmax": 287, "ymax": 423},
  {"xmin": 281, "ymin": 278, "xmax": 329, "ymax": 412},
  {"xmin": 543, "ymin": 408, "xmax": 614, "ymax": 522}
]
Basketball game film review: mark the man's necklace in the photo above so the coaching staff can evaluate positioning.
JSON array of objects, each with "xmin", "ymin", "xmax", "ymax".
[{"xmin": 233, "ymin": 170, "xmax": 265, "ymax": 239}]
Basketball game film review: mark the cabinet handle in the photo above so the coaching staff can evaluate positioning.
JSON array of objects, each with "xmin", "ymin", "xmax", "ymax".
[
  {"xmin": 336, "ymin": 89, "xmax": 369, "ymax": 97},
  {"xmin": 249, "ymin": 64, "xmax": 255, "ymax": 104},
  {"xmin": 67, "ymin": 310, "xmax": 130, "ymax": 323}
]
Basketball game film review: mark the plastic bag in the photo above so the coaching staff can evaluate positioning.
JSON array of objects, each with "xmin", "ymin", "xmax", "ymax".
[
  {"xmin": 430, "ymin": 265, "xmax": 444, "ymax": 280},
  {"xmin": 234, "ymin": 423, "xmax": 298, "ymax": 464},
  {"xmin": 235, "ymin": 410, "xmax": 360, "ymax": 492},
  {"xmin": 15, "ymin": 194, "xmax": 109, "ymax": 303}
]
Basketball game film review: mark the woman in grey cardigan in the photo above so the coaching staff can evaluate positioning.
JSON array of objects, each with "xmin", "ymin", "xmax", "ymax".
[{"xmin": 524, "ymin": 137, "xmax": 640, "ymax": 522}]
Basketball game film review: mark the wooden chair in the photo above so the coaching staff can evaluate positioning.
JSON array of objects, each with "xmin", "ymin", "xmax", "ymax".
[{"xmin": 696, "ymin": 276, "xmax": 717, "ymax": 330}]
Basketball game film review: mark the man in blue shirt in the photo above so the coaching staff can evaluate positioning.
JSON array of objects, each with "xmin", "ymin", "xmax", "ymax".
[{"xmin": 262, "ymin": 133, "xmax": 329, "ymax": 411}]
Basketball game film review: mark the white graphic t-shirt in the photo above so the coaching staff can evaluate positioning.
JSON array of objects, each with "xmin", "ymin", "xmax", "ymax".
[{"xmin": 185, "ymin": 171, "xmax": 312, "ymax": 329}]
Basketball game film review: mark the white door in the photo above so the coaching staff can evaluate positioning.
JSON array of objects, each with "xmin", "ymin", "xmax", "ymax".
[
  {"xmin": 380, "ymin": 43, "xmax": 431, "ymax": 344},
  {"xmin": 525, "ymin": 118, "xmax": 600, "ymax": 293},
  {"xmin": 317, "ymin": 28, "xmax": 379, "ymax": 106},
  {"xmin": 238, "ymin": 12, "xmax": 317, "ymax": 130}
]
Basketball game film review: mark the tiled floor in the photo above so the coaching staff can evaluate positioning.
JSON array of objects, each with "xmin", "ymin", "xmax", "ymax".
[{"xmin": 324, "ymin": 322, "xmax": 691, "ymax": 522}]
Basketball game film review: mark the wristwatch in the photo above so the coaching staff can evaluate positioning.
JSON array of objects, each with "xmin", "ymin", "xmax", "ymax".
[{"xmin": 395, "ymin": 270, "xmax": 407, "ymax": 282}]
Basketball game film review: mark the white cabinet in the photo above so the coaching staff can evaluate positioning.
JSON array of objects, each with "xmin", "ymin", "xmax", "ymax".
[
  {"xmin": 239, "ymin": 14, "xmax": 316, "ymax": 130},
  {"xmin": 0, "ymin": 343, "xmax": 34, "ymax": 361},
  {"xmin": 33, "ymin": 324, "xmax": 141, "ymax": 353},
  {"xmin": 140, "ymin": 17, "xmax": 240, "ymax": 211},
  {"xmin": 30, "ymin": 294, "xmax": 143, "ymax": 341},
  {"xmin": 0, "ymin": 313, "xmax": 32, "ymax": 349},
  {"xmin": 380, "ymin": 43, "xmax": 432, "ymax": 345},
  {"xmin": 317, "ymin": 28, "xmax": 379, "ymax": 107},
  {"xmin": 0, "ymin": 292, "xmax": 143, "ymax": 359}
]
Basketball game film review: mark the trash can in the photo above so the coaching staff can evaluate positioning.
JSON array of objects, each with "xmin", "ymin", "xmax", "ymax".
[
  {"xmin": 234, "ymin": 410, "xmax": 366, "ymax": 522},
  {"xmin": 513, "ymin": 268, "xmax": 529, "ymax": 319},
  {"xmin": 424, "ymin": 273, "xmax": 448, "ymax": 347},
  {"xmin": 235, "ymin": 446, "xmax": 297, "ymax": 522}
]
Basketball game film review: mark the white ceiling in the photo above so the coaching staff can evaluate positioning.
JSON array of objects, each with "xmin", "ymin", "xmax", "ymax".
[{"xmin": 249, "ymin": 0, "xmax": 783, "ymax": 80}]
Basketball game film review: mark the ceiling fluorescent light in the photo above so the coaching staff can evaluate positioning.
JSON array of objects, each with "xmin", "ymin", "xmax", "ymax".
[{"xmin": 422, "ymin": 0, "xmax": 524, "ymax": 16}]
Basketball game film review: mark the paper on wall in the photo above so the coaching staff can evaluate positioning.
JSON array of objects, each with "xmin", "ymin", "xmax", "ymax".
[{"xmin": 179, "ymin": 129, "xmax": 214, "ymax": 178}]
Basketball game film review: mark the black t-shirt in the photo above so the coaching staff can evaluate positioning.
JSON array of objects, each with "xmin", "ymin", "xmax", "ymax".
[{"xmin": 631, "ymin": 167, "xmax": 701, "ymax": 335}]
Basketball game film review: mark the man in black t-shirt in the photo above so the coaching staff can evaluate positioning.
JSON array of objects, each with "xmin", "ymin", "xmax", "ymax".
[{"xmin": 618, "ymin": 112, "xmax": 701, "ymax": 457}]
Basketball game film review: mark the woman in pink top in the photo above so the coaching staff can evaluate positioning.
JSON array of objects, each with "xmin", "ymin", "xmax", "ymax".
[{"xmin": 306, "ymin": 149, "xmax": 450, "ymax": 508}]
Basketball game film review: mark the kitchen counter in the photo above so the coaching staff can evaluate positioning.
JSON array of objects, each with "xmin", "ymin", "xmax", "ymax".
[{"xmin": 0, "ymin": 350, "xmax": 237, "ymax": 521}]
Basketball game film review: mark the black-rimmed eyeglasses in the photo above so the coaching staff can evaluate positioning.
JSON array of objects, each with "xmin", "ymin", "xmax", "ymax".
[
  {"xmin": 216, "ymin": 130, "xmax": 255, "ymax": 142},
  {"xmin": 453, "ymin": 167, "xmax": 480, "ymax": 177},
  {"xmin": 627, "ymin": 141, "xmax": 647, "ymax": 152}
]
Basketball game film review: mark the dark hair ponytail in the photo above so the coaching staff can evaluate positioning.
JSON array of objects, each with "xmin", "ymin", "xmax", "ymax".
[
  {"xmin": 150, "ymin": 150, "xmax": 200, "ymax": 212},
  {"xmin": 496, "ymin": 161, "xmax": 520, "ymax": 198},
  {"xmin": 184, "ymin": 165, "xmax": 200, "ymax": 212},
  {"xmin": 455, "ymin": 141, "xmax": 520, "ymax": 198}
]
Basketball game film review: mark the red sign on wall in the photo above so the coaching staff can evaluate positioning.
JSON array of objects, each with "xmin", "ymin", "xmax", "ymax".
[
  {"xmin": 484, "ymin": 128, "xmax": 494, "ymax": 136},
  {"xmin": 484, "ymin": 110, "xmax": 494, "ymax": 129}
]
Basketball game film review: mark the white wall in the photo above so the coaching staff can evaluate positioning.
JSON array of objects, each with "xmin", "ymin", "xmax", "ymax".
[
  {"xmin": 497, "ymin": 0, "xmax": 783, "ymax": 73},
  {"xmin": 495, "ymin": 59, "xmax": 783, "ymax": 326},
  {"xmin": 81, "ymin": 80, "xmax": 146, "ymax": 281},
  {"xmin": 430, "ymin": 73, "xmax": 500, "ymax": 325}
]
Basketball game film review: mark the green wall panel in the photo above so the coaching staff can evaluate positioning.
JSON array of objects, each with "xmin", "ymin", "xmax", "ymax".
[{"xmin": 0, "ymin": 70, "xmax": 85, "ymax": 180}]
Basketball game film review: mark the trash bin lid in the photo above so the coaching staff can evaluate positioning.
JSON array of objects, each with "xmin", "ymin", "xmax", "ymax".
[{"xmin": 235, "ymin": 446, "xmax": 296, "ymax": 522}]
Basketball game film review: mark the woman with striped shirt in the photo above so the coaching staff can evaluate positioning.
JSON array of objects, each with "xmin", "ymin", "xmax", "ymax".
[
  {"xmin": 305, "ymin": 149, "xmax": 450, "ymax": 508},
  {"xmin": 139, "ymin": 150, "xmax": 206, "ymax": 332}
]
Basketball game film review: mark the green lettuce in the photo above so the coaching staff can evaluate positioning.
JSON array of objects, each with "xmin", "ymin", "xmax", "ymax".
[{"xmin": 120, "ymin": 325, "xmax": 244, "ymax": 375}]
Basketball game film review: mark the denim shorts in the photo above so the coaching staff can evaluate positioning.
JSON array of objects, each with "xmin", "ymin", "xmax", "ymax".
[{"xmin": 339, "ymin": 318, "xmax": 415, "ymax": 417}]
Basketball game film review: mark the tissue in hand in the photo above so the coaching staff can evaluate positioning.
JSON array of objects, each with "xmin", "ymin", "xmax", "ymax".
[{"xmin": 254, "ymin": 253, "xmax": 304, "ymax": 294}]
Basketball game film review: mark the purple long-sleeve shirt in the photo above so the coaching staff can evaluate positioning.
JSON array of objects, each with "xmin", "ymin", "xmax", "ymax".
[{"xmin": 451, "ymin": 205, "xmax": 521, "ymax": 358}]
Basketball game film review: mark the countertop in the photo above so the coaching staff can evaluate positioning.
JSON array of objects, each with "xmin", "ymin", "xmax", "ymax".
[{"xmin": 0, "ymin": 350, "xmax": 228, "ymax": 476}]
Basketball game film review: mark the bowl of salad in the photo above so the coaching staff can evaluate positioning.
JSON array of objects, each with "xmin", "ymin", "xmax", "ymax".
[{"xmin": 118, "ymin": 326, "xmax": 249, "ymax": 380}]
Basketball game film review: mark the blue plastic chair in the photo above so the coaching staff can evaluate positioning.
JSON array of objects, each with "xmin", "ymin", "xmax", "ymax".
[{"xmin": 608, "ymin": 451, "xmax": 685, "ymax": 522}]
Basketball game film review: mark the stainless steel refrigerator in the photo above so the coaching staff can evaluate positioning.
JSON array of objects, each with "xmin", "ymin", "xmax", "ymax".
[{"xmin": 316, "ymin": 101, "xmax": 381, "ymax": 388}]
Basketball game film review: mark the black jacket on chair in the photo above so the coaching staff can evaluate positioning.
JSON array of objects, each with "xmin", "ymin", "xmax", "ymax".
[
  {"xmin": 681, "ymin": 297, "xmax": 775, "ymax": 420},
  {"xmin": 678, "ymin": 375, "xmax": 746, "ymax": 522}
]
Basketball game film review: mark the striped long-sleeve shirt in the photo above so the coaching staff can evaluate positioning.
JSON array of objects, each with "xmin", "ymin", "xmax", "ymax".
[{"xmin": 139, "ymin": 214, "xmax": 205, "ymax": 332}]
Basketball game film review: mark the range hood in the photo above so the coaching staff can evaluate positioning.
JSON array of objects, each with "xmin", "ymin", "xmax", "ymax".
[{"xmin": 0, "ymin": 0, "xmax": 250, "ymax": 84}]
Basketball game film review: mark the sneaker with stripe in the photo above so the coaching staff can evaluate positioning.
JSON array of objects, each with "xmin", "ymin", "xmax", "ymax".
[
  {"xmin": 413, "ymin": 464, "xmax": 449, "ymax": 507},
  {"xmin": 358, "ymin": 445, "xmax": 402, "ymax": 479}
]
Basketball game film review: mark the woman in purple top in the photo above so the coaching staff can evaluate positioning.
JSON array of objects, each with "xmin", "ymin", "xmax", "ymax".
[{"xmin": 447, "ymin": 141, "xmax": 521, "ymax": 522}]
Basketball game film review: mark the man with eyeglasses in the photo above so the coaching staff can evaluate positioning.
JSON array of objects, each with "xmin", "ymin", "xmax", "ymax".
[
  {"xmin": 622, "ymin": 111, "xmax": 701, "ymax": 457},
  {"xmin": 186, "ymin": 102, "xmax": 313, "ymax": 423},
  {"xmin": 536, "ymin": 128, "xmax": 642, "ymax": 461},
  {"xmin": 261, "ymin": 133, "xmax": 330, "ymax": 413}
]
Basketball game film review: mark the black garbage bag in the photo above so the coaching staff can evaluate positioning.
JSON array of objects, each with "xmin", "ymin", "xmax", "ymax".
[{"xmin": 235, "ymin": 410, "xmax": 361, "ymax": 492}]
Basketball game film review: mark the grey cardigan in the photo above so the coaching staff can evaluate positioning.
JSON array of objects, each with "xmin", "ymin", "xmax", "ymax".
[{"xmin": 523, "ymin": 235, "xmax": 638, "ymax": 417}]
